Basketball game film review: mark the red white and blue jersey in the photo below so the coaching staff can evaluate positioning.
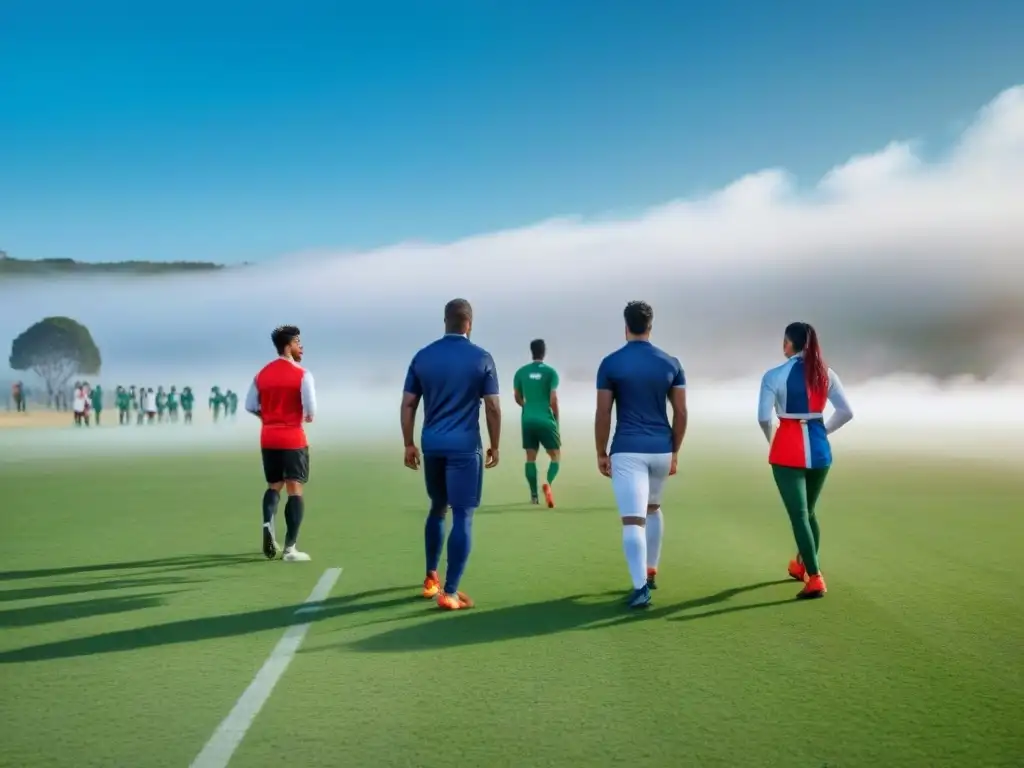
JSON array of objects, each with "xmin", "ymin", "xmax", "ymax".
[{"xmin": 758, "ymin": 355, "xmax": 853, "ymax": 469}]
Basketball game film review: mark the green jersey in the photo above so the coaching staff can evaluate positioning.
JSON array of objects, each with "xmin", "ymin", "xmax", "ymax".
[
  {"xmin": 227, "ymin": 392, "xmax": 238, "ymax": 413},
  {"xmin": 167, "ymin": 391, "xmax": 178, "ymax": 409},
  {"xmin": 181, "ymin": 391, "xmax": 194, "ymax": 411},
  {"xmin": 156, "ymin": 392, "xmax": 167, "ymax": 411},
  {"xmin": 117, "ymin": 391, "xmax": 131, "ymax": 410},
  {"xmin": 210, "ymin": 390, "xmax": 224, "ymax": 409},
  {"xmin": 91, "ymin": 387, "xmax": 104, "ymax": 411},
  {"xmin": 513, "ymin": 362, "xmax": 559, "ymax": 424}
]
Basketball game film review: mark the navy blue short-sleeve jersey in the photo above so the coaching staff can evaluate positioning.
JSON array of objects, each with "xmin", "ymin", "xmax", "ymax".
[
  {"xmin": 596, "ymin": 340, "xmax": 685, "ymax": 455},
  {"xmin": 404, "ymin": 334, "xmax": 499, "ymax": 455}
]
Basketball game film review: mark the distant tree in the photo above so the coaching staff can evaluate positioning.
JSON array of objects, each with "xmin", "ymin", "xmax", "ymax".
[{"xmin": 9, "ymin": 317, "xmax": 101, "ymax": 405}]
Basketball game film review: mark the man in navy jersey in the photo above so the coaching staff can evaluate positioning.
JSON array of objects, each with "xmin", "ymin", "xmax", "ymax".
[
  {"xmin": 595, "ymin": 301, "xmax": 687, "ymax": 608},
  {"xmin": 401, "ymin": 298, "xmax": 501, "ymax": 611},
  {"xmin": 245, "ymin": 325, "xmax": 317, "ymax": 563}
]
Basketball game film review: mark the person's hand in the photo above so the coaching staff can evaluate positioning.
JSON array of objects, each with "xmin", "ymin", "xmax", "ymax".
[
  {"xmin": 485, "ymin": 447, "xmax": 499, "ymax": 469},
  {"xmin": 303, "ymin": 415, "xmax": 313, "ymax": 423},
  {"xmin": 669, "ymin": 453, "xmax": 678, "ymax": 476},
  {"xmin": 597, "ymin": 454, "xmax": 611, "ymax": 477},
  {"xmin": 404, "ymin": 444, "xmax": 421, "ymax": 470}
]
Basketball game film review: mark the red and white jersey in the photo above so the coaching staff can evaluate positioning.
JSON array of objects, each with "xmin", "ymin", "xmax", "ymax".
[
  {"xmin": 246, "ymin": 357, "xmax": 316, "ymax": 449},
  {"xmin": 758, "ymin": 355, "xmax": 853, "ymax": 469}
]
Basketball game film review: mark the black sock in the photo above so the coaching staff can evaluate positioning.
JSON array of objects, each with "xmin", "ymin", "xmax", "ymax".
[
  {"xmin": 284, "ymin": 495, "xmax": 305, "ymax": 548},
  {"xmin": 262, "ymin": 489, "xmax": 280, "ymax": 528}
]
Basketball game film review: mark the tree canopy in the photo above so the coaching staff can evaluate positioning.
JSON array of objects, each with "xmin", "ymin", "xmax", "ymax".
[{"xmin": 9, "ymin": 317, "xmax": 102, "ymax": 394}]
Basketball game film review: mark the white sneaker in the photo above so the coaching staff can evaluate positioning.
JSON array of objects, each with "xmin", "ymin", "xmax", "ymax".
[{"xmin": 282, "ymin": 547, "xmax": 311, "ymax": 562}]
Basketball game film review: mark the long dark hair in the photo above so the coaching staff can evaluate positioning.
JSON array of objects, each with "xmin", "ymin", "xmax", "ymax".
[{"xmin": 785, "ymin": 322, "xmax": 828, "ymax": 394}]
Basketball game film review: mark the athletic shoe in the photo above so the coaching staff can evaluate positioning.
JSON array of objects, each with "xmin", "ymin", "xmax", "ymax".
[
  {"xmin": 797, "ymin": 573, "xmax": 826, "ymax": 599},
  {"xmin": 542, "ymin": 483, "xmax": 555, "ymax": 508},
  {"xmin": 262, "ymin": 526, "xmax": 279, "ymax": 560},
  {"xmin": 437, "ymin": 591, "xmax": 474, "ymax": 610},
  {"xmin": 422, "ymin": 571, "xmax": 441, "ymax": 599},
  {"xmin": 530, "ymin": 495, "xmax": 539, "ymax": 505},
  {"xmin": 788, "ymin": 558, "xmax": 807, "ymax": 582},
  {"xmin": 646, "ymin": 567, "xmax": 658, "ymax": 590},
  {"xmin": 626, "ymin": 585, "xmax": 652, "ymax": 609},
  {"xmin": 282, "ymin": 546, "xmax": 311, "ymax": 562}
]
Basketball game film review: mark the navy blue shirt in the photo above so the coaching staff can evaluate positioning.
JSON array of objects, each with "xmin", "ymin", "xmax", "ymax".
[
  {"xmin": 404, "ymin": 334, "xmax": 500, "ymax": 455},
  {"xmin": 596, "ymin": 340, "xmax": 685, "ymax": 455}
]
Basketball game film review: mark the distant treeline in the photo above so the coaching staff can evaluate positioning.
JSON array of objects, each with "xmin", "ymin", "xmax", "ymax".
[{"xmin": 0, "ymin": 256, "xmax": 225, "ymax": 276}]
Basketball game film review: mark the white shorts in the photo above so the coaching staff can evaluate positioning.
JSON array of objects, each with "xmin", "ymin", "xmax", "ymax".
[{"xmin": 610, "ymin": 452, "xmax": 672, "ymax": 518}]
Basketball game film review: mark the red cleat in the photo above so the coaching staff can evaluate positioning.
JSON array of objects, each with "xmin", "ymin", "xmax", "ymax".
[
  {"xmin": 436, "ymin": 591, "xmax": 474, "ymax": 610},
  {"xmin": 422, "ymin": 571, "xmax": 440, "ymax": 599},
  {"xmin": 788, "ymin": 558, "xmax": 807, "ymax": 582},
  {"xmin": 542, "ymin": 483, "xmax": 555, "ymax": 508},
  {"xmin": 797, "ymin": 573, "xmax": 826, "ymax": 600}
]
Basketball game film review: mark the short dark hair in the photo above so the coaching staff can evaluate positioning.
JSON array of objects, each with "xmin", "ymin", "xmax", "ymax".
[
  {"xmin": 444, "ymin": 298, "xmax": 473, "ymax": 334},
  {"xmin": 271, "ymin": 325, "xmax": 300, "ymax": 354},
  {"xmin": 623, "ymin": 300, "xmax": 653, "ymax": 335},
  {"xmin": 530, "ymin": 338, "xmax": 546, "ymax": 360}
]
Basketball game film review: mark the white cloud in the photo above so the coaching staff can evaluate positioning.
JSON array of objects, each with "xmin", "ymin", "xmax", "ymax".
[{"xmin": 2, "ymin": 85, "xmax": 1024, "ymax": 388}]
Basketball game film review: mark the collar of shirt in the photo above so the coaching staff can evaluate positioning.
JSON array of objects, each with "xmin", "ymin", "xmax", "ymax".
[{"xmin": 443, "ymin": 333, "xmax": 468, "ymax": 340}]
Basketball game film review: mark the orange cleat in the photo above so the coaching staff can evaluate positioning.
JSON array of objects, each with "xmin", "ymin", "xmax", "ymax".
[
  {"xmin": 542, "ymin": 483, "xmax": 555, "ymax": 508},
  {"xmin": 788, "ymin": 558, "xmax": 807, "ymax": 582},
  {"xmin": 436, "ymin": 591, "xmax": 474, "ymax": 610},
  {"xmin": 422, "ymin": 571, "xmax": 441, "ymax": 599},
  {"xmin": 797, "ymin": 573, "xmax": 826, "ymax": 600}
]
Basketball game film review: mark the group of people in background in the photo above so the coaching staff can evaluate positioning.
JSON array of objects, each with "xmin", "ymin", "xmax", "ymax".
[{"xmin": 65, "ymin": 383, "xmax": 240, "ymax": 426}]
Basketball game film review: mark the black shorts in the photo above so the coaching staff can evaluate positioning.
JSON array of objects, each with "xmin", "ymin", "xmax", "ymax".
[{"xmin": 261, "ymin": 447, "xmax": 310, "ymax": 485}]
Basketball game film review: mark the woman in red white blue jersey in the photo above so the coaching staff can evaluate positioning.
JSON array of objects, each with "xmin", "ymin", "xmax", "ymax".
[{"xmin": 758, "ymin": 322, "xmax": 853, "ymax": 599}]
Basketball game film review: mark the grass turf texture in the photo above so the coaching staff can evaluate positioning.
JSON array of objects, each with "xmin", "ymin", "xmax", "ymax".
[{"xmin": 1, "ymin": 447, "xmax": 1022, "ymax": 768}]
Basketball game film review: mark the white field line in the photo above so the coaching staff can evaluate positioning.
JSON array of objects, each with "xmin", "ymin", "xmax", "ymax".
[{"xmin": 190, "ymin": 567, "xmax": 343, "ymax": 768}]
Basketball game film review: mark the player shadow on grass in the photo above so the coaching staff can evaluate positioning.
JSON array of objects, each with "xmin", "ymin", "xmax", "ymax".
[
  {"xmin": 0, "ymin": 553, "xmax": 258, "ymax": 582},
  {"xmin": 476, "ymin": 504, "xmax": 608, "ymax": 515},
  {"xmin": 0, "ymin": 591, "xmax": 181, "ymax": 628},
  {"xmin": 0, "ymin": 575, "xmax": 193, "ymax": 604},
  {"xmin": 348, "ymin": 580, "xmax": 795, "ymax": 653},
  {"xmin": 0, "ymin": 585, "xmax": 419, "ymax": 664}
]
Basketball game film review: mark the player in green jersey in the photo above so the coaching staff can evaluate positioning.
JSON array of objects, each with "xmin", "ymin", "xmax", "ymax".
[
  {"xmin": 90, "ymin": 384, "xmax": 104, "ymax": 426},
  {"xmin": 116, "ymin": 386, "xmax": 131, "ymax": 425},
  {"xmin": 167, "ymin": 386, "xmax": 179, "ymax": 422},
  {"xmin": 136, "ymin": 384, "xmax": 147, "ymax": 425},
  {"xmin": 512, "ymin": 339, "xmax": 561, "ymax": 507},
  {"xmin": 209, "ymin": 386, "xmax": 222, "ymax": 422},
  {"xmin": 225, "ymin": 389, "xmax": 238, "ymax": 419},
  {"xmin": 181, "ymin": 387, "xmax": 195, "ymax": 423},
  {"xmin": 156, "ymin": 387, "xmax": 168, "ymax": 422}
]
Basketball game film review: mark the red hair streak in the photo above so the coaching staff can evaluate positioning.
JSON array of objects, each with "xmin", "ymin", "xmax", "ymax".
[{"xmin": 803, "ymin": 325, "xmax": 829, "ymax": 395}]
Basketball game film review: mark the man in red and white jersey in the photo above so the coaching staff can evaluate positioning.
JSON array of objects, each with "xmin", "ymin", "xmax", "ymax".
[{"xmin": 245, "ymin": 325, "xmax": 316, "ymax": 563}]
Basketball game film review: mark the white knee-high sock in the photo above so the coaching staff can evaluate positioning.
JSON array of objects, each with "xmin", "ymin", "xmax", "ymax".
[
  {"xmin": 646, "ymin": 509, "xmax": 663, "ymax": 569},
  {"xmin": 622, "ymin": 525, "xmax": 648, "ymax": 589}
]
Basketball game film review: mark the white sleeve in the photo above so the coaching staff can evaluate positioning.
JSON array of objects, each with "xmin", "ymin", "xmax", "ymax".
[
  {"xmin": 824, "ymin": 369, "xmax": 853, "ymax": 435},
  {"xmin": 300, "ymin": 371, "xmax": 316, "ymax": 418},
  {"xmin": 244, "ymin": 378, "xmax": 260, "ymax": 414},
  {"xmin": 757, "ymin": 373, "xmax": 775, "ymax": 443}
]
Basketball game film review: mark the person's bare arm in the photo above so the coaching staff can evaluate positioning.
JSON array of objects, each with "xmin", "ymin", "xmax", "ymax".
[
  {"xmin": 669, "ymin": 387, "xmax": 687, "ymax": 452},
  {"xmin": 484, "ymin": 395, "xmax": 501, "ymax": 453},
  {"xmin": 595, "ymin": 389, "xmax": 613, "ymax": 457},
  {"xmin": 400, "ymin": 392, "xmax": 420, "ymax": 447},
  {"xmin": 550, "ymin": 389, "xmax": 560, "ymax": 423},
  {"xmin": 514, "ymin": 389, "xmax": 524, "ymax": 408}
]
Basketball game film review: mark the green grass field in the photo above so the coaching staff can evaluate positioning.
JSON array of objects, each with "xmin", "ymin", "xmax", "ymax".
[{"xmin": 2, "ymin": 443, "xmax": 1022, "ymax": 768}]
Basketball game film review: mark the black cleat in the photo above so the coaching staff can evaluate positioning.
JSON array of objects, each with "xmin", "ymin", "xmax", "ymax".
[
  {"xmin": 262, "ymin": 527, "xmax": 278, "ymax": 560},
  {"xmin": 646, "ymin": 574, "xmax": 657, "ymax": 590},
  {"xmin": 626, "ymin": 585, "xmax": 652, "ymax": 609}
]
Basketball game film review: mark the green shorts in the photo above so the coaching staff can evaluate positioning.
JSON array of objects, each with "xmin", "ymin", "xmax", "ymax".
[{"xmin": 522, "ymin": 420, "xmax": 560, "ymax": 451}]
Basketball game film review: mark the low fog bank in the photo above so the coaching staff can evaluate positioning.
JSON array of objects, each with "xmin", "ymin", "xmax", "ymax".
[
  {"xmin": 3, "ymin": 379, "xmax": 1021, "ymax": 464},
  {"xmin": 3, "ymin": 86, "xmax": 1024, "ymax": 387}
]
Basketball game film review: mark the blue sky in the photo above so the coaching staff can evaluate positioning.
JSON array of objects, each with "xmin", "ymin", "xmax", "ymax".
[{"xmin": 1, "ymin": 0, "xmax": 1022, "ymax": 264}]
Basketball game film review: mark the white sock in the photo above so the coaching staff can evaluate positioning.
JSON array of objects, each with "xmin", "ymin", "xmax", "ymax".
[
  {"xmin": 621, "ymin": 525, "xmax": 648, "ymax": 589},
  {"xmin": 646, "ymin": 509, "xmax": 663, "ymax": 570}
]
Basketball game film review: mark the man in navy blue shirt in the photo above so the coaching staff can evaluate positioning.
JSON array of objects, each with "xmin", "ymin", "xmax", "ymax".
[
  {"xmin": 595, "ymin": 300, "xmax": 687, "ymax": 608},
  {"xmin": 401, "ymin": 298, "xmax": 501, "ymax": 611}
]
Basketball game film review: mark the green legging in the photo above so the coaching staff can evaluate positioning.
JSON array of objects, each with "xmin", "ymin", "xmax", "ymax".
[{"xmin": 771, "ymin": 465, "xmax": 830, "ymax": 576}]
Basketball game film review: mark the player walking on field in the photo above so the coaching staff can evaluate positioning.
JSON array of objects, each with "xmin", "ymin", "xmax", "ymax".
[
  {"xmin": 401, "ymin": 298, "xmax": 501, "ymax": 611},
  {"xmin": 595, "ymin": 301, "xmax": 687, "ymax": 609},
  {"xmin": 513, "ymin": 339, "xmax": 561, "ymax": 507},
  {"xmin": 758, "ymin": 322, "xmax": 853, "ymax": 599},
  {"xmin": 245, "ymin": 325, "xmax": 317, "ymax": 563}
]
